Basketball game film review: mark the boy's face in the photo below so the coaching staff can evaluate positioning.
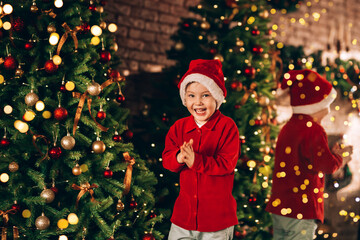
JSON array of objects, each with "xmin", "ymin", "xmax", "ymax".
[{"xmin": 185, "ymin": 82, "xmax": 217, "ymax": 125}]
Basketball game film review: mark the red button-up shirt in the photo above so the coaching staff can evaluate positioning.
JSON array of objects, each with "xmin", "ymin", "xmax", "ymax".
[
  {"xmin": 162, "ymin": 110, "xmax": 240, "ymax": 232},
  {"xmin": 266, "ymin": 114, "xmax": 342, "ymax": 222}
]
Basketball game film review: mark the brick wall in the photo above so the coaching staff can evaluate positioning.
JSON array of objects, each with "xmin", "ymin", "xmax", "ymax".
[
  {"xmin": 105, "ymin": 0, "xmax": 360, "ymax": 75},
  {"xmin": 104, "ymin": 0, "xmax": 200, "ymax": 75}
]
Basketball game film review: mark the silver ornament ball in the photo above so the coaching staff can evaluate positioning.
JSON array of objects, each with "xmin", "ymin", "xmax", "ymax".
[
  {"xmin": 40, "ymin": 189, "xmax": 55, "ymax": 203},
  {"xmin": 61, "ymin": 135, "xmax": 76, "ymax": 150},
  {"xmin": 35, "ymin": 214, "xmax": 50, "ymax": 230},
  {"xmin": 87, "ymin": 82, "xmax": 102, "ymax": 96},
  {"xmin": 25, "ymin": 92, "xmax": 39, "ymax": 106}
]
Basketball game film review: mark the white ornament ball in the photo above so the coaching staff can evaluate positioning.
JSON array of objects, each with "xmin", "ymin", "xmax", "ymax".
[{"xmin": 87, "ymin": 82, "xmax": 102, "ymax": 96}]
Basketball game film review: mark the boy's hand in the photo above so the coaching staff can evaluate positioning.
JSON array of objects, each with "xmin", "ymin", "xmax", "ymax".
[{"xmin": 179, "ymin": 139, "xmax": 194, "ymax": 168}]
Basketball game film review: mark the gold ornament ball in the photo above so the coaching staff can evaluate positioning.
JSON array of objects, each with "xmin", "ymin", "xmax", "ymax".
[
  {"xmin": 9, "ymin": 162, "xmax": 19, "ymax": 172},
  {"xmin": 65, "ymin": 81, "xmax": 75, "ymax": 91},
  {"xmin": 25, "ymin": 92, "xmax": 39, "ymax": 106},
  {"xmin": 15, "ymin": 67, "xmax": 24, "ymax": 77},
  {"xmin": 259, "ymin": 10, "xmax": 269, "ymax": 19},
  {"xmin": 61, "ymin": 135, "xmax": 76, "ymax": 150},
  {"xmin": 72, "ymin": 164, "xmax": 82, "ymax": 176},
  {"xmin": 80, "ymin": 164, "xmax": 89, "ymax": 173},
  {"xmin": 35, "ymin": 214, "xmax": 50, "ymax": 230},
  {"xmin": 40, "ymin": 189, "xmax": 55, "ymax": 203},
  {"xmin": 87, "ymin": 82, "xmax": 102, "ymax": 96},
  {"xmin": 57, "ymin": 219, "xmax": 69, "ymax": 229},
  {"xmin": 92, "ymin": 140, "xmax": 106, "ymax": 154},
  {"xmin": 30, "ymin": 5, "xmax": 39, "ymax": 13},
  {"xmin": 116, "ymin": 200, "xmax": 125, "ymax": 211},
  {"xmin": 200, "ymin": 21, "xmax": 210, "ymax": 30},
  {"xmin": 22, "ymin": 209, "xmax": 31, "ymax": 218},
  {"xmin": 174, "ymin": 42, "xmax": 184, "ymax": 51},
  {"xmin": 99, "ymin": 21, "xmax": 107, "ymax": 29},
  {"xmin": 97, "ymin": 6, "xmax": 104, "ymax": 13},
  {"xmin": 258, "ymin": 96, "xmax": 270, "ymax": 106},
  {"xmin": 42, "ymin": 111, "xmax": 52, "ymax": 119},
  {"xmin": 110, "ymin": 43, "xmax": 118, "ymax": 52},
  {"xmin": 47, "ymin": 24, "xmax": 56, "ymax": 33}
]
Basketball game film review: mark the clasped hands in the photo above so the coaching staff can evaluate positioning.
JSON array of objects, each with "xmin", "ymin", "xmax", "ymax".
[{"xmin": 177, "ymin": 139, "xmax": 195, "ymax": 168}]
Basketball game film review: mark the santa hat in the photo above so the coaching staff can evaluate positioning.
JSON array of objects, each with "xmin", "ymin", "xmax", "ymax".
[
  {"xmin": 281, "ymin": 69, "xmax": 337, "ymax": 115},
  {"xmin": 178, "ymin": 59, "xmax": 226, "ymax": 109}
]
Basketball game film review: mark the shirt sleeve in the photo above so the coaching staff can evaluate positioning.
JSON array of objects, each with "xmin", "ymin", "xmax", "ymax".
[
  {"xmin": 301, "ymin": 125, "xmax": 342, "ymax": 174},
  {"xmin": 162, "ymin": 124, "xmax": 186, "ymax": 173},
  {"xmin": 191, "ymin": 120, "xmax": 240, "ymax": 176}
]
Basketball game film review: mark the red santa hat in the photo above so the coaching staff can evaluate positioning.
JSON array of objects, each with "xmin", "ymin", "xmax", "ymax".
[
  {"xmin": 178, "ymin": 59, "xmax": 227, "ymax": 109},
  {"xmin": 281, "ymin": 69, "xmax": 337, "ymax": 115}
]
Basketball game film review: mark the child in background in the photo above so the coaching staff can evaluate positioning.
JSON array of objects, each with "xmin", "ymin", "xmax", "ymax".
[
  {"xmin": 266, "ymin": 69, "xmax": 351, "ymax": 239},
  {"xmin": 162, "ymin": 59, "xmax": 240, "ymax": 240}
]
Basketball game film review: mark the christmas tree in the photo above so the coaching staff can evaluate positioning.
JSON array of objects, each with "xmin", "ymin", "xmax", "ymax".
[
  {"xmin": 0, "ymin": 1, "xmax": 162, "ymax": 239},
  {"xmin": 136, "ymin": 0, "xmax": 279, "ymax": 238}
]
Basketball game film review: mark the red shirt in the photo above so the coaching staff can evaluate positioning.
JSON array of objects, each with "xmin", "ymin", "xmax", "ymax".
[
  {"xmin": 162, "ymin": 110, "xmax": 240, "ymax": 232},
  {"xmin": 266, "ymin": 114, "xmax": 342, "ymax": 222}
]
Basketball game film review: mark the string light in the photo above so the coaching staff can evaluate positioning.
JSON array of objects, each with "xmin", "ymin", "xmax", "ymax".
[
  {"xmin": 3, "ymin": 4, "xmax": 13, "ymax": 14},
  {"xmin": 49, "ymin": 32, "xmax": 60, "ymax": 45}
]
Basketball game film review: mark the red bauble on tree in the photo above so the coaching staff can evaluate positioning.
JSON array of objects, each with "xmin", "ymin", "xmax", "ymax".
[
  {"xmin": 0, "ymin": 137, "xmax": 10, "ymax": 147},
  {"xmin": 142, "ymin": 233, "xmax": 155, "ymax": 240},
  {"xmin": 96, "ymin": 110, "xmax": 106, "ymax": 120},
  {"xmin": 80, "ymin": 22, "xmax": 91, "ymax": 33},
  {"xmin": 112, "ymin": 133, "xmax": 122, "ymax": 142},
  {"xmin": 24, "ymin": 42, "xmax": 34, "ymax": 50},
  {"xmin": 129, "ymin": 198, "xmax": 138, "ymax": 209},
  {"xmin": 60, "ymin": 84, "xmax": 66, "ymax": 93},
  {"xmin": 11, "ymin": 202, "xmax": 21, "ymax": 212},
  {"xmin": 100, "ymin": 50, "xmax": 111, "ymax": 63},
  {"xmin": 48, "ymin": 146, "xmax": 62, "ymax": 159},
  {"xmin": 252, "ymin": 44, "xmax": 264, "ymax": 54},
  {"xmin": 109, "ymin": 69, "xmax": 121, "ymax": 79},
  {"xmin": 103, "ymin": 167, "xmax": 113, "ymax": 178},
  {"xmin": 122, "ymin": 129, "xmax": 133, "ymax": 142},
  {"xmin": 251, "ymin": 27, "xmax": 260, "ymax": 36},
  {"xmin": 89, "ymin": 4, "xmax": 97, "ymax": 11},
  {"xmin": 53, "ymin": 107, "xmax": 68, "ymax": 121},
  {"xmin": 115, "ymin": 94, "xmax": 125, "ymax": 103},
  {"xmin": 230, "ymin": 81, "xmax": 243, "ymax": 91},
  {"xmin": 50, "ymin": 186, "xmax": 58, "ymax": 194},
  {"xmin": 4, "ymin": 56, "xmax": 18, "ymax": 70},
  {"xmin": 13, "ymin": 17, "xmax": 25, "ymax": 32},
  {"xmin": 44, "ymin": 60, "xmax": 58, "ymax": 73},
  {"xmin": 244, "ymin": 66, "xmax": 256, "ymax": 78}
]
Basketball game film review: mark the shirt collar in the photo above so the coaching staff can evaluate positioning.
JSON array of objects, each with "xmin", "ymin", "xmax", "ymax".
[{"xmin": 184, "ymin": 110, "xmax": 221, "ymax": 133}]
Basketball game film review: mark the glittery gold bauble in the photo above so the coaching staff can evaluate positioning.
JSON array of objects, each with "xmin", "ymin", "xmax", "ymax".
[
  {"xmin": 116, "ymin": 199, "xmax": 125, "ymax": 211},
  {"xmin": 259, "ymin": 10, "xmax": 269, "ymax": 19},
  {"xmin": 200, "ymin": 21, "xmax": 210, "ymax": 30},
  {"xmin": 99, "ymin": 21, "xmax": 107, "ymax": 29},
  {"xmin": 47, "ymin": 24, "xmax": 56, "ymax": 33},
  {"xmin": 61, "ymin": 135, "xmax": 76, "ymax": 150},
  {"xmin": 35, "ymin": 214, "xmax": 50, "ymax": 230},
  {"xmin": 97, "ymin": 6, "xmax": 104, "ymax": 13},
  {"xmin": 92, "ymin": 140, "xmax": 106, "ymax": 154},
  {"xmin": 15, "ymin": 67, "xmax": 24, "ymax": 77},
  {"xmin": 110, "ymin": 43, "xmax": 118, "ymax": 52},
  {"xmin": 87, "ymin": 82, "xmax": 102, "ymax": 96},
  {"xmin": 40, "ymin": 189, "xmax": 55, "ymax": 203},
  {"xmin": 258, "ymin": 96, "xmax": 270, "ymax": 106},
  {"xmin": 72, "ymin": 164, "xmax": 82, "ymax": 176},
  {"xmin": 236, "ymin": 39, "xmax": 244, "ymax": 47},
  {"xmin": 9, "ymin": 161, "xmax": 19, "ymax": 172},
  {"xmin": 30, "ymin": 4, "xmax": 39, "ymax": 13},
  {"xmin": 25, "ymin": 92, "xmax": 39, "ymax": 106}
]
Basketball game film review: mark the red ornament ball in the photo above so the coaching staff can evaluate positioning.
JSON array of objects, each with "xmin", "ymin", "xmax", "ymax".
[
  {"xmin": 234, "ymin": 104, "xmax": 241, "ymax": 109},
  {"xmin": 11, "ymin": 203, "xmax": 21, "ymax": 212},
  {"xmin": 104, "ymin": 168, "xmax": 113, "ymax": 178},
  {"xmin": 161, "ymin": 114, "xmax": 169, "ymax": 123},
  {"xmin": 252, "ymin": 45, "xmax": 264, "ymax": 54},
  {"xmin": 49, "ymin": 146, "xmax": 62, "ymax": 159},
  {"xmin": 112, "ymin": 134, "xmax": 122, "ymax": 142},
  {"xmin": 251, "ymin": 28, "xmax": 260, "ymax": 36},
  {"xmin": 13, "ymin": 18, "xmax": 25, "ymax": 32},
  {"xmin": 149, "ymin": 213, "xmax": 157, "ymax": 219},
  {"xmin": 50, "ymin": 186, "xmax": 58, "ymax": 194},
  {"xmin": 122, "ymin": 129, "xmax": 133, "ymax": 141},
  {"xmin": 24, "ymin": 42, "xmax": 34, "ymax": 50},
  {"xmin": 100, "ymin": 50, "xmax": 111, "ymax": 63},
  {"xmin": 53, "ymin": 107, "xmax": 68, "ymax": 121},
  {"xmin": 129, "ymin": 199, "xmax": 138, "ymax": 209},
  {"xmin": 107, "ymin": 238, "xmax": 114, "ymax": 240},
  {"xmin": 109, "ymin": 69, "xmax": 121, "ymax": 79},
  {"xmin": 115, "ymin": 94, "xmax": 125, "ymax": 103},
  {"xmin": 89, "ymin": 4, "xmax": 97, "ymax": 11},
  {"xmin": 44, "ymin": 60, "xmax": 58, "ymax": 73},
  {"xmin": 96, "ymin": 111, "xmax": 106, "ymax": 120},
  {"xmin": 210, "ymin": 48, "xmax": 217, "ymax": 54},
  {"xmin": 60, "ymin": 84, "xmax": 66, "ymax": 93},
  {"xmin": 80, "ymin": 22, "xmax": 91, "ymax": 33},
  {"xmin": 0, "ymin": 138, "xmax": 10, "ymax": 147},
  {"xmin": 4, "ymin": 56, "xmax": 18, "ymax": 70},
  {"xmin": 142, "ymin": 233, "xmax": 155, "ymax": 240},
  {"xmin": 255, "ymin": 119, "xmax": 263, "ymax": 126},
  {"xmin": 248, "ymin": 196, "xmax": 257, "ymax": 203},
  {"xmin": 244, "ymin": 66, "xmax": 256, "ymax": 78}
]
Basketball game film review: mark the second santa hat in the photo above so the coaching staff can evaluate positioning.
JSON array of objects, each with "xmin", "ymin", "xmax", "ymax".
[
  {"xmin": 281, "ymin": 69, "xmax": 337, "ymax": 115},
  {"xmin": 178, "ymin": 59, "xmax": 226, "ymax": 109}
]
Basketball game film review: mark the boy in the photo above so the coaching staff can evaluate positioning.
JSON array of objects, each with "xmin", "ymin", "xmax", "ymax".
[
  {"xmin": 266, "ymin": 69, "xmax": 349, "ymax": 239},
  {"xmin": 162, "ymin": 59, "xmax": 239, "ymax": 240}
]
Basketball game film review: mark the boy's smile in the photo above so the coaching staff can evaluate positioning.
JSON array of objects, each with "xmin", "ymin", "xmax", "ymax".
[{"xmin": 185, "ymin": 82, "xmax": 217, "ymax": 125}]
